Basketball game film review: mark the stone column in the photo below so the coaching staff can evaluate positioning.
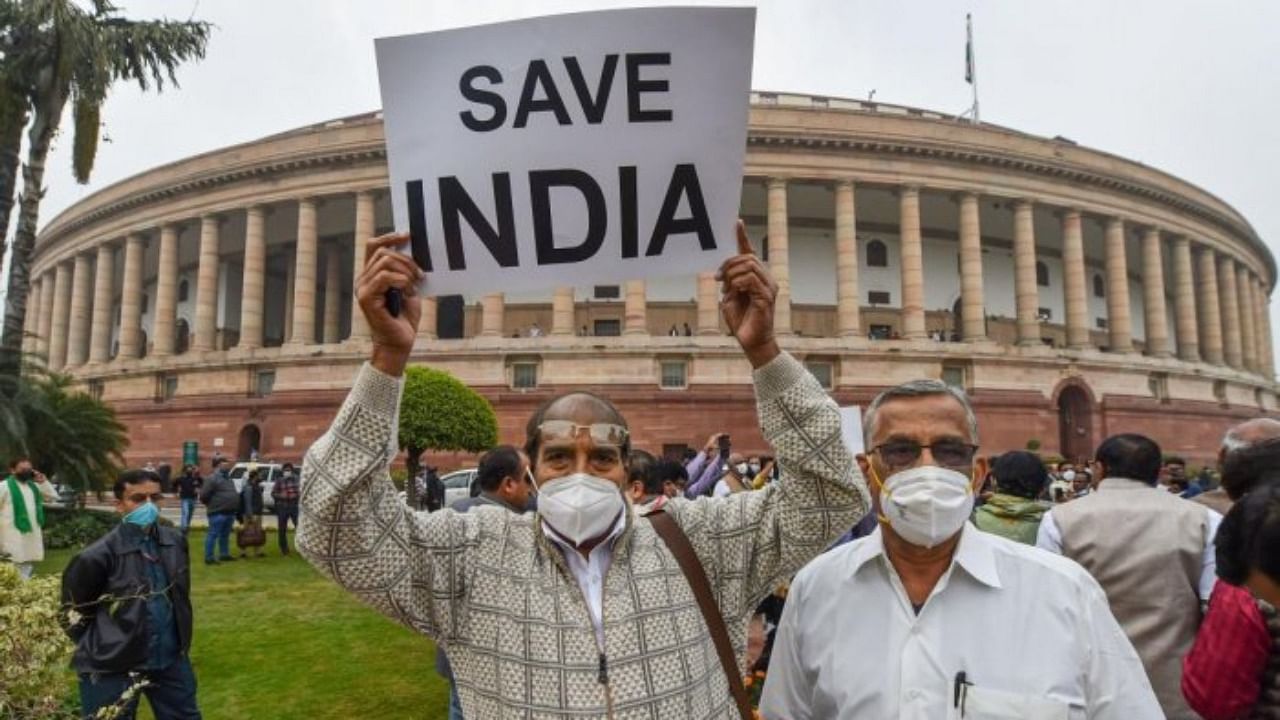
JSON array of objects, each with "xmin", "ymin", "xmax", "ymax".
[
  {"xmin": 696, "ymin": 272, "xmax": 719, "ymax": 335},
  {"xmin": 22, "ymin": 277, "xmax": 41, "ymax": 355},
  {"xmin": 834, "ymin": 180, "xmax": 861, "ymax": 337},
  {"xmin": 289, "ymin": 198, "xmax": 318, "ymax": 345},
  {"xmin": 958, "ymin": 192, "xmax": 986, "ymax": 341},
  {"xmin": 1218, "ymin": 255, "xmax": 1243, "ymax": 368},
  {"xmin": 117, "ymin": 235, "xmax": 145, "ymax": 360},
  {"xmin": 235, "ymin": 207, "xmax": 267, "ymax": 350},
  {"xmin": 66, "ymin": 253, "xmax": 93, "ymax": 366},
  {"xmin": 551, "ymin": 287, "xmax": 575, "ymax": 335},
  {"xmin": 624, "ymin": 281, "xmax": 647, "ymax": 335},
  {"xmin": 48, "ymin": 262, "xmax": 73, "ymax": 369},
  {"xmin": 899, "ymin": 185, "xmax": 926, "ymax": 339},
  {"xmin": 1012, "ymin": 200, "xmax": 1039, "ymax": 346},
  {"xmin": 480, "ymin": 293, "xmax": 505, "ymax": 337},
  {"xmin": 88, "ymin": 243, "xmax": 116, "ymax": 363},
  {"xmin": 1103, "ymin": 218, "xmax": 1133, "ymax": 353},
  {"xmin": 767, "ymin": 178, "xmax": 793, "ymax": 335},
  {"xmin": 1197, "ymin": 246, "xmax": 1224, "ymax": 365},
  {"xmin": 1061, "ymin": 210, "xmax": 1089, "ymax": 349},
  {"xmin": 152, "ymin": 224, "xmax": 179, "ymax": 356},
  {"xmin": 193, "ymin": 215, "xmax": 222, "ymax": 352},
  {"xmin": 323, "ymin": 247, "xmax": 342, "ymax": 343},
  {"xmin": 1258, "ymin": 280, "xmax": 1274, "ymax": 377},
  {"xmin": 36, "ymin": 271, "xmax": 55, "ymax": 358},
  {"xmin": 1140, "ymin": 227, "xmax": 1170, "ymax": 357},
  {"xmin": 418, "ymin": 297, "xmax": 438, "ymax": 340},
  {"xmin": 350, "ymin": 190, "xmax": 375, "ymax": 341},
  {"xmin": 283, "ymin": 259, "xmax": 295, "ymax": 343},
  {"xmin": 1237, "ymin": 264, "xmax": 1258, "ymax": 372},
  {"xmin": 1170, "ymin": 236, "xmax": 1199, "ymax": 362}
]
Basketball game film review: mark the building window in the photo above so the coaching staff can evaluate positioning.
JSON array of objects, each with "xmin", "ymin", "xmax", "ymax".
[
  {"xmin": 593, "ymin": 285, "xmax": 620, "ymax": 300},
  {"xmin": 659, "ymin": 361, "xmax": 687, "ymax": 389},
  {"xmin": 1213, "ymin": 380, "xmax": 1228, "ymax": 405},
  {"xmin": 866, "ymin": 240, "xmax": 888, "ymax": 268},
  {"xmin": 1096, "ymin": 317, "xmax": 1108, "ymax": 330},
  {"xmin": 868, "ymin": 290, "xmax": 891, "ymax": 306},
  {"xmin": 869, "ymin": 323, "xmax": 892, "ymax": 339},
  {"xmin": 1037, "ymin": 307, "xmax": 1053, "ymax": 321},
  {"xmin": 1093, "ymin": 274, "xmax": 1105, "ymax": 298},
  {"xmin": 87, "ymin": 380, "xmax": 104, "ymax": 401},
  {"xmin": 1256, "ymin": 388, "xmax": 1265, "ymax": 409},
  {"xmin": 1035, "ymin": 261, "xmax": 1049, "ymax": 287},
  {"xmin": 178, "ymin": 279, "xmax": 189, "ymax": 302},
  {"xmin": 156, "ymin": 374, "xmax": 178, "ymax": 402},
  {"xmin": 804, "ymin": 361, "xmax": 834, "ymax": 389},
  {"xmin": 512, "ymin": 362, "xmax": 538, "ymax": 390},
  {"xmin": 1148, "ymin": 373, "xmax": 1170, "ymax": 403},
  {"xmin": 941, "ymin": 365, "xmax": 966, "ymax": 391},
  {"xmin": 594, "ymin": 319, "xmax": 621, "ymax": 337},
  {"xmin": 255, "ymin": 370, "xmax": 276, "ymax": 398},
  {"xmin": 140, "ymin": 292, "xmax": 149, "ymax": 314},
  {"xmin": 662, "ymin": 444, "xmax": 691, "ymax": 462}
]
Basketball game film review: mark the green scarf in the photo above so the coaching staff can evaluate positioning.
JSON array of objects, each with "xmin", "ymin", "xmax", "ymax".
[{"xmin": 5, "ymin": 475, "xmax": 45, "ymax": 534}]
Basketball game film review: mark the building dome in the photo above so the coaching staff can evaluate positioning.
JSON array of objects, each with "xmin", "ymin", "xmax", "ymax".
[{"xmin": 25, "ymin": 92, "xmax": 1276, "ymax": 466}]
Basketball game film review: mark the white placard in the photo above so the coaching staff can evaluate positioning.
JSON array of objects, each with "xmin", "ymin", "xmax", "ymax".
[
  {"xmin": 375, "ymin": 7, "xmax": 756, "ymax": 297},
  {"xmin": 839, "ymin": 406, "xmax": 865, "ymax": 457},
  {"xmin": 213, "ymin": 437, "xmax": 224, "ymax": 448},
  {"xmin": 282, "ymin": 436, "xmax": 296, "ymax": 448}
]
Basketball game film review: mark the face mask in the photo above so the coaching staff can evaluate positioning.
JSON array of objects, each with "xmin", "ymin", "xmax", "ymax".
[
  {"xmin": 875, "ymin": 464, "xmax": 974, "ymax": 548},
  {"xmin": 16, "ymin": 469, "xmax": 34, "ymax": 482},
  {"xmin": 283, "ymin": 472, "xmax": 293, "ymax": 479},
  {"xmin": 124, "ymin": 501, "xmax": 159, "ymax": 528},
  {"xmin": 748, "ymin": 463, "xmax": 761, "ymax": 475},
  {"xmin": 734, "ymin": 462, "xmax": 750, "ymax": 476},
  {"xmin": 533, "ymin": 472, "xmax": 624, "ymax": 546},
  {"xmin": 1061, "ymin": 470, "xmax": 1076, "ymax": 482}
]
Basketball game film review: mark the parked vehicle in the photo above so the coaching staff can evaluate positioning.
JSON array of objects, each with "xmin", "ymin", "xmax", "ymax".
[
  {"xmin": 228, "ymin": 462, "xmax": 289, "ymax": 511},
  {"xmin": 441, "ymin": 469, "xmax": 479, "ymax": 508}
]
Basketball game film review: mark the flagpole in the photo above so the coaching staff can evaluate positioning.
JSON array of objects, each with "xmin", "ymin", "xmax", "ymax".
[{"xmin": 967, "ymin": 13, "xmax": 979, "ymax": 123}]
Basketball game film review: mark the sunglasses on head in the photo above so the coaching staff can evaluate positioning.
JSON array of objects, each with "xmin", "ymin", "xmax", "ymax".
[
  {"xmin": 537, "ymin": 421, "xmax": 629, "ymax": 446},
  {"xmin": 871, "ymin": 439, "xmax": 979, "ymax": 472}
]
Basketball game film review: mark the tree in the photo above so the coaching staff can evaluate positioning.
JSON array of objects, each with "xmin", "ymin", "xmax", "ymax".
[
  {"xmin": 0, "ymin": 0, "xmax": 211, "ymax": 373},
  {"xmin": 0, "ymin": 349, "xmax": 127, "ymax": 498},
  {"xmin": 398, "ymin": 366, "xmax": 498, "ymax": 507}
]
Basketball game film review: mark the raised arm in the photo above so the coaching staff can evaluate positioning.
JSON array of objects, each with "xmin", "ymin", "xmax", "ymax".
[
  {"xmin": 668, "ymin": 223, "xmax": 869, "ymax": 620},
  {"xmin": 297, "ymin": 233, "xmax": 475, "ymax": 641}
]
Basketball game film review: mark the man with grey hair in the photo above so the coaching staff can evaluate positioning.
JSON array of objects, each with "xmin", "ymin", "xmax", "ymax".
[
  {"xmin": 761, "ymin": 378, "xmax": 1161, "ymax": 719},
  {"xmin": 1194, "ymin": 417, "xmax": 1280, "ymax": 515}
]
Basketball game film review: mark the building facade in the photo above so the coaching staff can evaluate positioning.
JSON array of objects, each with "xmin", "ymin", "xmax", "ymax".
[{"xmin": 24, "ymin": 92, "xmax": 1277, "ymax": 468}]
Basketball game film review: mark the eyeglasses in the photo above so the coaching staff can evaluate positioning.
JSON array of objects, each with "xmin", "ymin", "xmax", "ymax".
[
  {"xmin": 537, "ymin": 421, "xmax": 629, "ymax": 446},
  {"xmin": 871, "ymin": 439, "xmax": 979, "ymax": 471}
]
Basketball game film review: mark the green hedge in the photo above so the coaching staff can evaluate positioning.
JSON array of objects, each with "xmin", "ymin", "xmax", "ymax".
[{"xmin": 41, "ymin": 507, "xmax": 121, "ymax": 550}]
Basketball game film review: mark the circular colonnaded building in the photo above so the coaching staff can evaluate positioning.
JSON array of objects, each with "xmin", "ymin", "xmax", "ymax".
[{"xmin": 23, "ymin": 91, "xmax": 1278, "ymax": 468}]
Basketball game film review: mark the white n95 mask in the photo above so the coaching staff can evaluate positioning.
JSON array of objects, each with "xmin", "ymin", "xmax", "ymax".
[
  {"xmin": 535, "ymin": 472, "xmax": 624, "ymax": 546},
  {"xmin": 879, "ymin": 465, "xmax": 974, "ymax": 548}
]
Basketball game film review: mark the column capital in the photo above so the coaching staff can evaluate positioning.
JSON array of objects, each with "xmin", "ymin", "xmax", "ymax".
[
  {"xmin": 244, "ymin": 204, "xmax": 267, "ymax": 218},
  {"xmin": 766, "ymin": 177, "xmax": 788, "ymax": 191},
  {"xmin": 1012, "ymin": 197, "xmax": 1036, "ymax": 210},
  {"xmin": 833, "ymin": 178, "xmax": 856, "ymax": 192},
  {"xmin": 199, "ymin": 212, "xmax": 225, "ymax": 225},
  {"xmin": 897, "ymin": 183, "xmax": 921, "ymax": 197}
]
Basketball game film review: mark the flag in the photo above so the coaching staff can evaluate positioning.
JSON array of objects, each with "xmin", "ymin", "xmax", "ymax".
[{"xmin": 965, "ymin": 14, "xmax": 975, "ymax": 84}]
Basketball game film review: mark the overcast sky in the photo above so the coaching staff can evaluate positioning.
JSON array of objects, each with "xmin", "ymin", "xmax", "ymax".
[{"xmin": 11, "ymin": 0, "xmax": 1280, "ymax": 362}]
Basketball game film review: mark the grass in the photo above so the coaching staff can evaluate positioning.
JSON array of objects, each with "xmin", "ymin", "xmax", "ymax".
[{"xmin": 36, "ymin": 530, "xmax": 451, "ymax": 720}]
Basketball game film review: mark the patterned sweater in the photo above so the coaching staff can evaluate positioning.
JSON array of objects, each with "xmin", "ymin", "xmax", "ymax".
[{"xmin": 298, "ymin": 352, "xmax": 868, "ymax": 719}]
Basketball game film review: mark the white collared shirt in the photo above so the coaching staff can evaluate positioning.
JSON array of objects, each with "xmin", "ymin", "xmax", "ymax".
[
  {"xmin": 541, "ymin": 509, "xmax": 627, "ymax": 649},
  {"xmin": 759, "ymin": 523, "xmax": 1162, "ymax": 720}
]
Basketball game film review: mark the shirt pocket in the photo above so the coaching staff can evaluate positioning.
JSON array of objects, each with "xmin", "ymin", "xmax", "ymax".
[{"xmin": 946, "ymin": 685, "xmax": 1078, "ymax": 720}]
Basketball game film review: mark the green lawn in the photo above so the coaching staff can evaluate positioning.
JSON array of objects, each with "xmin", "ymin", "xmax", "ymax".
[{"xmin": 36, "ymin": 530, "xmax": 451, "ymax": 720}]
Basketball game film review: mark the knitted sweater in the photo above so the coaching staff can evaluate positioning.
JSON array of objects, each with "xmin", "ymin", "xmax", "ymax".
[{"xmin": 298, "ymin": 352, "xmax": 868, "ymax": 719}]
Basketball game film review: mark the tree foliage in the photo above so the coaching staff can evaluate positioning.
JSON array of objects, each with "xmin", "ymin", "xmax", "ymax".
[
  {"xmin": 398, "ymin": 366, "xmax": 498, "ymax": 503},
  {"xmin": 0, "ymin": 350, "xmax": 127, "ymax": 495},
  {"xmin": 0, "ymin": 563, "xmax": 75, "ymax": 718}
]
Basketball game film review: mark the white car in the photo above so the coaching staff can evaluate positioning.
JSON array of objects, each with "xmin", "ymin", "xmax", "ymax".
[
  {"xmin": 228, "ymin": 462, "xmax": 290, "ymax": 511},
  {"xmin": 441, "ymin": 469, "xmax": 479, "ymax": 508}
]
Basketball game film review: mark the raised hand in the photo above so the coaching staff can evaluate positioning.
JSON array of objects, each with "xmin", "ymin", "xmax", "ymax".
[
  {"xmin": 356, "ymin": 233, "xmax": 424, "ymax": 376},
  {"xmin": 717, "ymin": 220, "xmax": 781, "ymax": 368}
]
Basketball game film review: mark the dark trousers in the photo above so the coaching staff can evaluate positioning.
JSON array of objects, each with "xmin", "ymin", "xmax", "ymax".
[
  {"xmin": 204, "ymin": 512, "xmax": 235, "ymax": 561},
  {"xmin": 79, "ymin": 655, "xmax": 201, "ymax": 719},
  {"xmin": 276, "ymin": 502, "xmax": 299, "ymax": 553}
]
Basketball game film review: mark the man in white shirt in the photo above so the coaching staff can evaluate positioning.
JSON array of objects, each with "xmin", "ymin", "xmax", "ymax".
[
  {"xmin": 760, "ymin": 379, "xmax": 1161, "ymax": 720},
  {"xmin": 1036, "ymin": 433, "xmax": 1220, "ymax": 719}
]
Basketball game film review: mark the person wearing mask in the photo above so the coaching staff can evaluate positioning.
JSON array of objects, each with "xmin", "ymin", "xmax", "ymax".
[
  {"xmin": 237, "ymin": 470, "xmax": 266, "ymax": 558},
  {"xmin": 175, "ymin": 465, "xmax": 202, "ymax": 535},
  {"xmin": 760, "ymin": 380, "xmax": 1160, "ymax": 719},
  {"xmin": 271, "ymin": 463, "xmax": 301, "ymax": 555},
  {"xmin": 299, "ymin": 226, "xmax": 868, "ymax": 718},
  {"xmin": 971, "ymin": 450, "xmax": 1052, "ymax": 545},
  {"xmin": 750, "ymin": 456, "xmax": 775, "ymax": 490},
  {"xmin": 199, "ymin": 458, "xmax": 238, "ymax": 565},
  {"xmin": 61, "ymin": 468, "xmax": 200, "ymax": 718},
  {"xmin": 652, "ymin": 459, "xmax": 689, "ymax": 499},
  {"xmin": 0, "ymin": 456, "xmax": 58, "ymax": 579},
  {"xmin": 1037, "ymin": 434, "xmax": 1220, "ymax": 719},
  {"xmin": 713, "ymin": 453, "xmax": 752, "ymax": 497},
  {"xmin": 1182, "ymin": 433, "xmax": 1280, "ymax": 720},
  {"xmin": 683, "ymin": 432, "xmax": 729, "ymax": 498}
]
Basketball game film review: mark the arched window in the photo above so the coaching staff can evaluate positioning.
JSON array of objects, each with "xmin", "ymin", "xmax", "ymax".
[
  {"xmin": 1035, "ymin": 261, "xmax": 1049, "ymax": 287},
  {"xmin": 866, "ymin": 240, "xmax": 888, "ymax": 268},
  {"xmin": 178, "ymin": 279, "xmax": 189, "ymax": 303},
  {"xmin": 1093, "ymin": 274, "xmax": 1105, "ymax": 298}
]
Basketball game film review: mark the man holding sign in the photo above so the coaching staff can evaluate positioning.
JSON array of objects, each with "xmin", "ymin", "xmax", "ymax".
[{"xmin": 298, "ymin": 222, "xmax": 868, "ymax": 718}]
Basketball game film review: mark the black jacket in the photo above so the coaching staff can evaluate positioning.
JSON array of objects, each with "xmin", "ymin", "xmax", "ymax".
[
  {"xmin": 200, "ymin": 471, "xmax": 239, "ymax": 514},
  {"xmin": 61, "ymin": 524, "xmax": 193, "ymax": 673}
]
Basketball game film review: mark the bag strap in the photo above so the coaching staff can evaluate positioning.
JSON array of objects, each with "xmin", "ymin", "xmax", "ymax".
[{"xmin": 646, "ymin": 509, "xmax": 753, "ymax": 720}]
